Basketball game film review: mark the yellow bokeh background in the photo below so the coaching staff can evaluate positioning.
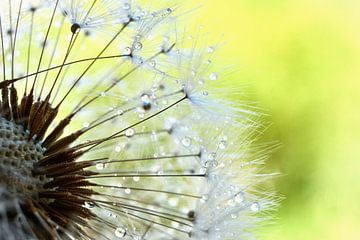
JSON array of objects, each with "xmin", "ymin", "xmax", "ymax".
[{"xmin": 190, "ymin": 1, "xmax": 360, "ymax": 239}]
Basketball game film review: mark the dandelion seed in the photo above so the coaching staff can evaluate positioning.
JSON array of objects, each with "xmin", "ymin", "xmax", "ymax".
[{"xmin": 0, "ymin": 0, "xmax": 278, "ymax": 239}]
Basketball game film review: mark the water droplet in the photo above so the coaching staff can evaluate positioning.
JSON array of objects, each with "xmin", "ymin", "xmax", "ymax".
[
  {"xmin": 209, "ymin": 73, "xmax": 218, "ymax": 81},
  {"xmin": 234, "ymin": 192, "xmax": 245, "ymax": 203},
  {"xmin": 123, "ymin": 47, "xmax": 132, "ymax": 55},
  {"xmin": 100, "ymin": 92, "xmax": 106, "ymax": 97},
  {"xmin": 116, "ymin": 110, "xmax": 124, "ymax": 116},
  {"xmin": 250, "ymin": 202, "xmax": 261, "ymax": 212},
  {"xmin": 149, "ymin": 60, "xmax": 157, "ymax": 67},
  {"xmin": 207, "ymin": 46, "xmax": 215, "ymax": 53},
  {"xmin": 133, "ymin": 176, "xmax": 140, "ymax": 182},
  {"xmin": 122, "ymin": 3, "xmax": 131, "ymax": 10},
  {"xmin": 115, "ymin": 145, "xmax": 122, "ymax": 152},
  {"xmin": 83, "ymin": 122, "xmax": 90, "ymax": 128},
  {"xmin": 134, "ymin": 41, "xmax": 143, "ymax": 50},
  {"xmin": 219, "ymin": 139, "xmax": 228, "ymax": 149},
  {"xmin": 96, "ymin": 163, "xmax": 105, "ymax": 170},
  {"xmin": 165, "ymin": 8, "xmax": 172, "ymax": 14},
  {"xmin": 141, "ymin": 94, "xmax": 151, "ymax": 110},
  {"xmin": 201, "ymin": 194, "xmax": 209, "ymax": 202},
  {"xmin": 125, "ymin": 128, "xmax": 135, "ymax": 137},
  {"xmin": 181, "ymin": 137, "xmax": 192, "ymax": 147},
  {"xmin": 125, "ymin": 188, "xmax": 131, "ymax": 194},
  {"xmin": 84, "ymin": 201, "xmax": 95, "ymax": 209},
  {"xmin": 115, "ymin": 227, "xmax": 127, "ymax": 238},
  {"xmin": 231, "ymin": 213, "xmax": 237, "ymax": 219},
  {"xmin": 208, "ymin": 152, "xmax": 216, "ymax": 161}
]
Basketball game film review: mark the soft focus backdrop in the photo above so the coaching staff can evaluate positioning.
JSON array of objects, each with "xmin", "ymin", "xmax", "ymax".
[{"xmin": 190, "ymin": 0, "xmax": 360, "ymax": 239}]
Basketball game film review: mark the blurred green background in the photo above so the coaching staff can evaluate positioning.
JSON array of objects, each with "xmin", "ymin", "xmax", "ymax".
[{"xmin": 192, "ymin": 0, "xmax": 360, "ymax": 239}]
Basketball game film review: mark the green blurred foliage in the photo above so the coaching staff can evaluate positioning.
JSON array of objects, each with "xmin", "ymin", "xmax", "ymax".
[{"xmin": 190, "ymin": 0, "xmax": 360, "ymax": 239}]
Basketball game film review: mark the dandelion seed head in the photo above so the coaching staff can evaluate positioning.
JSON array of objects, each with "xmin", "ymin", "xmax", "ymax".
[{"xmin": 0, "ymin": 0, "xmax": 278, "ymax": 239}]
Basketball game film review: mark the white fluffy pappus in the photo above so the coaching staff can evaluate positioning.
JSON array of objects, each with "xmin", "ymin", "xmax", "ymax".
[{"xmin": 0, "ymin": 0, "xmax": 278, "ymax": 239}]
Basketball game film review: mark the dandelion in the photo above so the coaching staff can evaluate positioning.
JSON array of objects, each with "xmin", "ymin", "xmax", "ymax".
[{"xmin": 0, "ymin": 0, "xmax": 278, "ymax": 239}]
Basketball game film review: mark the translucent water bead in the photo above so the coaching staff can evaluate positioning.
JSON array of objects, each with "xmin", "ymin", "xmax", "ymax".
[
  {"xmin": 181, "ymin": 137, "xmax": 192, "ymax": 147},
  {"xmin": 114, "ymin": 227, "xmax": 127, "ymax": 238},
  {"xmin": 250, "ymin": 202, "xmax": 261, "ymax": 212}
]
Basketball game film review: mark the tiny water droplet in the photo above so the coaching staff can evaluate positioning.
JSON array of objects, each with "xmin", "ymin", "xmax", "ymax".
[
  {"xmin": 122, "ymin": 3, "xmax": 131, "ymax": 10},
  {"xmin": 207, "ymin": 46, "xmax": 215, "ymax": 53},
  {"xmin": 234, "ymin": 192, "xmax": 245, "ymax": 203},
  {"xmin": 123, "ymin": 47, "xmax": 131, "ymax": 55},
  {"xmin": 84, "ymin": 201, "xmax": 95, "ymax": 209},
  {"xmin": 165, "ymin": 8, "xmax": 172, "ymax": 14},
  {"xmin": 115, "ymin": 145, "xmax": 122, "ymax": 152},
  {"xmin": 125, "ymin": 188, "xmax": 131, "ymax": 194},
  {"xmin": 209, "ymin": 73, "xmax": 218, "ymax": 81},
  {"xmin": 96, "ymin": 163, "xmax": 105, "ymax": 170},
  {"xmin": 125, "ymin": 128, "xmax": 135, "ymax": 137},
  {"xmin": 181, "ymin": 137, "xmax": 192, "ymax": 147},
  {"xmin": 115, "ymin": 227, "xmax": 127, "ymax": 238},
  {"xmin": 250, "ymin": 202, "xmax": 261, "ymax": 212},
  {"xmin": 149, "ymin": 60, "xmax": 156, "ymax": 67},
  {"xmin": 134, "ymin": 41, "xmax": 143, "ymax": 50},
  {"xmin": 219, "ymin": 139, "xmax": 228, "ymax": 149},
  {"xmin": 133, "ymin": 176, "xmax": 140, "ymax": 182}
]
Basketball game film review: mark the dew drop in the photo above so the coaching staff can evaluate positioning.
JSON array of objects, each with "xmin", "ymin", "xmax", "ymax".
[
  {"xmin": 122, "ymin": 3, "xmax": 131, "ymax": 10},
  {"xmin": 134, "ymin": 41, "xmax": 143, "ymax": 50},
  {"xmin": 115, "ymin": 227, "xmax": 127, "ymax": 238},
  {"xmin": 207, "ymin": 46, "xmax": 215, "ymax": 53},
  {"xmin": 141, "ymin": 94, "xmax": 151, "ymax": 110},
  {"xmin": 115, "ymin": 145, "xmax": 122, "ymax": 152},
  {"xmin": 149, "ymin": 60, "xmax": 157, "ymax": 67},
  {"xmin": 219, "ymin": 139, "xmax": 228, "ymax": 149},
  {"xmin": 133, "ymin": 176, "xmax": 140, "ymax": 182},
  {"xmin": 84, "ymin": 201, "xmax": 95, "ymax": 209},
  {"xmin": 125, "ymin": 188, "xmax": 131, "ymax": 194},
  {"xmin": 234, "ymin": 192, "xmax": 245, "ymax": 203},
  {"xmin": 96, "ymin": 163, "xmax": 105, "ymax": 170},
  {"xmin": 181, "ymin": 137, "xmax": 192, "ymax": 147},
  {"xmin": 207, "ymin": 152, "xmax": 216, "ymax": 161},
  {"xmin": 116, "ymin": 110, "xmax": 124, "ymax": 116},
  {"xmin": 125, "ymin": 128, "xmax": 135, "ymax": 137},
  {"xmin": 250, "ymin": 202, "xmax": 261, "ymax": 212},
  {"xmin": 165, "ymin": 8, "xmax": 172, "ymax": 14},
  {"xmin": 83, "ymin": 122, "xmax": 90, "ymax": 128},
  {"xmin": 123, "ymin": 47, "xmax": 132, "ymax": 55},
  {"xmin": 201, "ymin": 194, "xmax": 209, "ymax": 202},
  {"xmin": 209, "ymin": 73, "xmax": 218, "ymax": 81}
]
